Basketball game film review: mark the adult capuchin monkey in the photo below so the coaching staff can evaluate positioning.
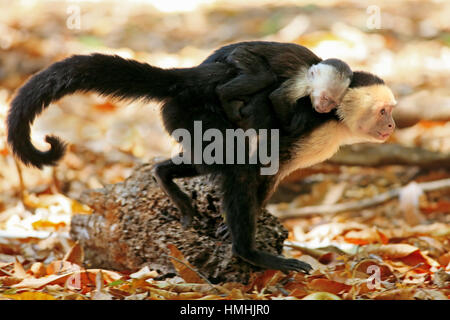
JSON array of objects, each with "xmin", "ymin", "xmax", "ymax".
[{"xmin": 7, "ymin": 41, "xmax": 396, "ymax": 274}]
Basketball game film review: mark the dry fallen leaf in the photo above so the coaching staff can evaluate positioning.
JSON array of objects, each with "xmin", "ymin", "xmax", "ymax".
[
  {"xmin": 433, "ymin": 269, "xmax": 450, "ymax": 288},
  {"xmin": 31, "ymin": 220, "xmax": 66, "ymax": 231},
  {"xmin": 12, "ymin": 269, "xmax": 121, "ymax": 290},
  {"xmin": 129, "ymin": 266, "xmax": 158, "ymax": 280},
  {"xmin": 63, "ymin": 242, "xmax": 84, "ymax": 265},
  {"xmin": 414, "ymin": 289, "xmax": 448, "ymax": 300},
  {"xmin": 0, "ymin": 0, "xmax": 449, "ymax": 302},
  {"xmin": 344, "ymin": 228, "xmax": 389, "ymax": 245},
  {"xmin": 363, "ymin": 244, "xmax": 419, "ymax": 259},
  {"xmin": 12, "ymin": 273, "xmax": 76, "ymax": 289},
  {"xmin": 13, "ymin": 259, "xmax": 27, "ymax": 279},
  {"xmin": 167, "ymin": 244, "xmax": 205, "ymax": 284},
  {"xmin": 4, "ymin": 291, "xmax": 56, "ymax": 300},
  {"xmin": 373, "ymin": 288, "xmax": 416, "ymax": 300},
  {"xmin": 302, "ymin": 292, "xmax": 341, "ymax": 300},
  {"xmin": 30, "ymin": 262, "xmax": 46, "ymax": 278},
  {"xmin": 308, "ymin": 278, "xmax": 351, "ymax": 295},
  {"xmin": 438, "ymin": 252, "xmax": 450, "ymax": 267},
  {"xmin": 246, "ymin": 270, "xmax": 285, "ymax": 292}
]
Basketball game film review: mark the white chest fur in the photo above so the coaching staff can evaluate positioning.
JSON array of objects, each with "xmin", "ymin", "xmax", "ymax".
[{"xmin": 278, "ymin": 120, "xmax": 351, "ymax": 180}]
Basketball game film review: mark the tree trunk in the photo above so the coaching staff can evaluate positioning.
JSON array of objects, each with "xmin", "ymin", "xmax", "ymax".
[{"xmin": 70, "ymin": 162, "xmax": 288, "ymax": 284}]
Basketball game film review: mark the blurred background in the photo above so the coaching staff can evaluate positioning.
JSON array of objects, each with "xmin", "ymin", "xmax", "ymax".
[{"xmin": 0, "ymin": 0, "xmax": 449, "ymax": 266}]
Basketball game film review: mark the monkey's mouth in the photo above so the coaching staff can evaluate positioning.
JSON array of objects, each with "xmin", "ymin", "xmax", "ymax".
[
  {"xmin": 315, "ymin": 98, "xmax": 337, "ymax": 113},
  {"xmin": 377, "ymin": 131, "xmax": 392, "ymax": 140}
]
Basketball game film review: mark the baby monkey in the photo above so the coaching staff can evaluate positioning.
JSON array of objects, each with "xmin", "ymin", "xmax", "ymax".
[{"xmin": 216, "ymin": 47, "xmax": 353, "ymax": 131}]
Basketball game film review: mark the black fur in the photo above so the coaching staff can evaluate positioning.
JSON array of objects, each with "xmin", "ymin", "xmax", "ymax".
[
  {"xmin": 349, "ymin": 70, "xmax": 384, "ymax": 88},
  {"xmin": 203, "ymin": 41, "xmax": 321, "ymax": 78},
  {"xmin": 7, "ymin": 54, "xmax": 232, "ymax": 168},
  {"xmin": 7, "ymin": 41, "xmax": 380, "ymax": 273}
]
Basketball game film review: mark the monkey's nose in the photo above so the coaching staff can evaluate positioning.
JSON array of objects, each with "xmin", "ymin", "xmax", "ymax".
[{"xmin": 388, "ymin": 122, "xmax": 396, "ymax": 130}]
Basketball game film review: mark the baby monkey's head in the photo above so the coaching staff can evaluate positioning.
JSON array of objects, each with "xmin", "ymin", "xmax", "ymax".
[{"xmin": 307, "ymin": 58, "xmax": 353, "ymax": 113}]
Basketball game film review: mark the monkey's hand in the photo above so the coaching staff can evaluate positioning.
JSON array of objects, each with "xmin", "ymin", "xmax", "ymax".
[{"xmin": 235, "ymin": 248, "xmax": 313, "ymax": 274}]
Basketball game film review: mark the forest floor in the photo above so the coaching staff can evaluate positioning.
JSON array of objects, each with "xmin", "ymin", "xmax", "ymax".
[{"xmin": 0, "ymin": 0, "xmax": 449, "ymax": 300}]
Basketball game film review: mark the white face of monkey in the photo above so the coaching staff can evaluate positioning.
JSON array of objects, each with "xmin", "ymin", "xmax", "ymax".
[
  {"xmin": 307, "ymin": 63, "xmax": 351, "ymax": 113},
  {"xmin": 337, "ymin": 84, "xmax": 397, "ymax": 143}
]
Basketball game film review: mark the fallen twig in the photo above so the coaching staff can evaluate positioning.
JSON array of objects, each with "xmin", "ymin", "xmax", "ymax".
[
  {"xmin": 270, "ymin": 178, "xmax": 450, "ymax": 219},
  {"xmin": 330, "ymin": 144, "xmax": 450, "ymax": 168}
]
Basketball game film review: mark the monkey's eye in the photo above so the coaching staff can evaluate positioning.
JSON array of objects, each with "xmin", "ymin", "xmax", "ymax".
[{"xmin": 380, "ymin": 108, "xmax": 386, "ymax": 115}]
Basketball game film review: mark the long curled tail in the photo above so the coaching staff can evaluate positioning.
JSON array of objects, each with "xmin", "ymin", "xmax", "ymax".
[{"xmin": 7, "ymin": 54, "xmax": 181, "ymax": 168}]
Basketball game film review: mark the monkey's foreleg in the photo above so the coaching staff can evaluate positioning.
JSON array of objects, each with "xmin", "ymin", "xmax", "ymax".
[
  {"xmin": 221, "ymin": 172, "xmax": 312, "ymax": 273},
  {"xmin": 152, "ymin": 159, "xmax": 200, "ymax": 228},
  {"xmin": 269, "ymin": 86, "xmax": 300, "ymax": 133}
]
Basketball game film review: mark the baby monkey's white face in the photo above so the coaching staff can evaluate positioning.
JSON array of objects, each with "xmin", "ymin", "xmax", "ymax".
[{"xmin": 307, "ymin": 63, "xmax": 351, "ymax": 113}]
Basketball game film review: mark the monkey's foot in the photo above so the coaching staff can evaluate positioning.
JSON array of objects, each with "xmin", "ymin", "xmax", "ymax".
[
  {"xmin": 179, "ymin": 205, "xmax": 196, "ymax": 229},
  {"xmin": 277, "ymin": 258, "xmax": 312, "ymax": 274},
  {"xmin": 235, "ymin": 249, "xmax": 313, "ymax": 274}
]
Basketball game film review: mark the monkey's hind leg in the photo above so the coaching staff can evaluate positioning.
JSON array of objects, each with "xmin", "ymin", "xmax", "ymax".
[
  {"xmin": 221, "ymin": 172, "xmax": 312, "ymax": 273},
  {"xmin": 216, "ymin": 47, "xmax": 276, "ymax": 124},
  {"xmin": 153, "ymin": 159, "xmax": 200, "ymax": 228}
]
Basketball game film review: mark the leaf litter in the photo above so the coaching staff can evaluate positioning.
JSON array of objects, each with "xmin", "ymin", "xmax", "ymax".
[{"xmin": 0, "ymin": 0, "xmax": 449, "ymax": 300}]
